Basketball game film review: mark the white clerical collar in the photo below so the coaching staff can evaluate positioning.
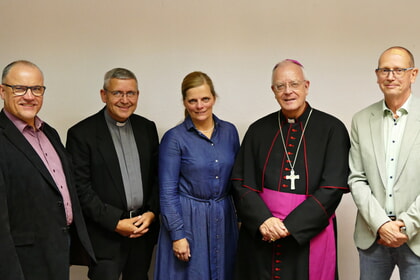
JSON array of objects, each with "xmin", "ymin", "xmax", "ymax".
[{"xmin": 104, "ymin": 109, "xmax": 128, "ymax": 127}]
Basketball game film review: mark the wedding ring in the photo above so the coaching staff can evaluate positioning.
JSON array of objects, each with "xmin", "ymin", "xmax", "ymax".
[{"xmin": 270, "ymin": 238, "xmax": 275, "ymax": 242}]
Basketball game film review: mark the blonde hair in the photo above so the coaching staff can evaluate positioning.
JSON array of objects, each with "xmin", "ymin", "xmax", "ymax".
[{"xmin": 181, "ymin": 71, "xmax": 217, "ymax": 117}]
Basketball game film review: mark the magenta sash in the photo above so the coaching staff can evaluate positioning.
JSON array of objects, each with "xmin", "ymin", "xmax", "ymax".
[{"xmin": 259, "ymin": 188, "xmax": 336, "ymax": 280}]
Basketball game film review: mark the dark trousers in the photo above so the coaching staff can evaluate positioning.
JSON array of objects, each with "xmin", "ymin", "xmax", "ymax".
[{"xmin": 88, "ymin": 235, "xmax": 155, "ymax": 280}]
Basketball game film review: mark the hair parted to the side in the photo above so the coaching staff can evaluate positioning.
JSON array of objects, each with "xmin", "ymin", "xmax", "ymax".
[
  {"xmin": 181, "ymin": 71, "xmax": 217, "ymax": 117},
  {"xmin": 103, "ymin": 68, "xmax": 138, "ymax": 90}
]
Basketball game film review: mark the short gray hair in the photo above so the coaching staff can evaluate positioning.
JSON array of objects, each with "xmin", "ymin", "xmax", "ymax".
[{"xmin": 103, "ymin": 68, "xmax": 138, "ymax": 89}]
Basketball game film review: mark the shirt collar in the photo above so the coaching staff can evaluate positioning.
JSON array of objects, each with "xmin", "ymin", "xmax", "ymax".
[
  {"xmin": 280, "ymin": 102, "xmax": 312, "ymax": 124},
  {"xmin": 104, "ymin": 108, "xmax": 129, "ymax": 127},
  {"xmin": 3, "ymin": 109, "xmax": 43, "ymax": 132},
  {"xmin": 382, "ymin": 94, "xmax": 411, "ymax": 117},
  {"xmin": 184, "ymin": 114, "xmax": 219, "ymax": 131}
]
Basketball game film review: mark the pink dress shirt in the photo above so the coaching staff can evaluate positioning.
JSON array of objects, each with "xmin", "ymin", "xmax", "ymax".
[{"xmin": 4, "ymin": 110, "xmax": 73, "ymax": 225}]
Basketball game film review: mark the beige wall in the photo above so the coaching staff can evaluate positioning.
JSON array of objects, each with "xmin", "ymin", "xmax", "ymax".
[{"xmin": 2, "ymin": 0, "xmax": 419, "ymax": 279}]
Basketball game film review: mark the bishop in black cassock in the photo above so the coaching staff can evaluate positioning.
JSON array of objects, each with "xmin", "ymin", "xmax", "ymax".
[{"xmin": 231, "ymin": 59, "xmax": 350, "ymax": 280}]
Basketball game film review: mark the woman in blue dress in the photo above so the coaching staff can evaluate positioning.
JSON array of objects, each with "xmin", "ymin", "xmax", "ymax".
[{"xmin": 154, "ymin": 71, "xmax": 239, "ymax": 280}]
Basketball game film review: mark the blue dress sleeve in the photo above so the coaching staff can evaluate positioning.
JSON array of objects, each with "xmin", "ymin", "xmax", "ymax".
[{"xmin": 159, "ymin": 129, "xmax": 186, "ymax": 241}]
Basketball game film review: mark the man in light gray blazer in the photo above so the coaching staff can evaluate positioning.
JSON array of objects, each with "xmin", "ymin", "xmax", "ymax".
[{"xmin": 349, "ymin": 46, "xmax": 420, "ymax": 280}]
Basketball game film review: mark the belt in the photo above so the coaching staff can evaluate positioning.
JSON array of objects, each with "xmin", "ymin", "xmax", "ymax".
[{"xmin": 122, "ymin": 208, "xmax": 143, "ymax": 219}]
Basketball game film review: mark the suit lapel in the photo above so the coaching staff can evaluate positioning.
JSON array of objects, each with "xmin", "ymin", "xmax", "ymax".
[
  {"xmin": 395, "ymin": 97, "xmax": 420, "ymax": 182},
  {"xmin": 369, "ymin": 105, "xmax": 387, "ymax": 188},
  {"xmin": 43, "ymin": 124, "xmax": 74, "ymax": 190},
  {"xmin": 0, "ymin": 111, "xmax": 59, "ymax": 193},
  {"xmin": 95, "ymin": 112, "xmax": 128, "ymax": 208},
  {"xmin": 131, "ymin": 116, "xmax": 146, "ymax": 184}
]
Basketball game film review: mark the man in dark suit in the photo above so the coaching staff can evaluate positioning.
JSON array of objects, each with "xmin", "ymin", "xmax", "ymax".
[
  {"xmin": 0, "ymin": 60, "xmax": 95, "ymax": 280},
  {"xmin": 66, "ymin": 68, "xmax": 159, "ymax": 280}
]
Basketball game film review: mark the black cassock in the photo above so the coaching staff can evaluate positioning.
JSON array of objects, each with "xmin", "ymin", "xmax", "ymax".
[{"xmin": 232, "ymin": 105, "xmax": 350, "ymax": 280}]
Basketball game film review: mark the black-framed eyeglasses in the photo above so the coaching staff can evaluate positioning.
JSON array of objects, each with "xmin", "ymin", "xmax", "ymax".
[
  {"xmin": 104, "ymin": 89, "xmax": 138, "ymax": 98},
  {"xmin": 2, "ymin": 83, "xmax": 46, "ymax": 96},
  {"xmin": 375, "ymin": 67, "xmax": 414, "ymax": 77}
]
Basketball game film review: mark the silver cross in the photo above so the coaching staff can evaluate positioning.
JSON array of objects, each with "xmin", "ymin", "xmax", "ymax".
[{"xmin": 285, "ymin": 169, "xmax": 299, "ymax": 190}]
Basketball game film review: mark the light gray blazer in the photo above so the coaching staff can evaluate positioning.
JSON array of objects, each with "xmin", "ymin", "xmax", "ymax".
[{"xmin": 349, "ymin": 95, "xmax": 420, "ymax": 256}]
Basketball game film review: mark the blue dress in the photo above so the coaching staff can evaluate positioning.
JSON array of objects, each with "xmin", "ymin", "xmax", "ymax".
[{"xmin": 154, "ymin": 115, "xmax": 239, "ymax": 280}]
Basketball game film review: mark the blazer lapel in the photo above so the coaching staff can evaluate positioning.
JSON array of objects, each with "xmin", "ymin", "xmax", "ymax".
[
  {"xmin": 95, "ymin": 112, "xmax": 128, "ymax": 208},
  {"xmin": 395, "ymin": 97, "xmax": 420, "ymax": 182},
  {"xmin": 369, "ymin": 107, "xmax": 387, "ymax": 188},
  {"xmin": 0, "ymin": 111, "xmax": 59, "ymax": 192},
  {"xmin": 42, "ymin": 123, "xmax": 73, "ymax": 188}
]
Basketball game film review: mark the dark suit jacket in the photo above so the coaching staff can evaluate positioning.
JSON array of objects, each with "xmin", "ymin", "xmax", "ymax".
[
  {"xmin": 0, "ymin": 110, "xmax": 95, "ymax": 280},
  {"xmin": 66, "ymin": 108, "xmax": 159, "ymax": 259}
]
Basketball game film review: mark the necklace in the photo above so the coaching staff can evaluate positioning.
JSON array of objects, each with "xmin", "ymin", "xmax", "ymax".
[
  {"xmin": 197, "ymin": 120, "xmax": 215, "ymax": 133},
  {"xmin": 199, "ymin": 125, "xmax": 214, "ymax": 133},
  {"xmin": 277, "ymin": 108, "xmax": 313, "ymax": 190}
]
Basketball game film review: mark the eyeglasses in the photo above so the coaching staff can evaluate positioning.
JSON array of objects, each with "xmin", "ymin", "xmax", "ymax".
[
  {"xmin": 272, "ymin": 80, "xmax": 305, "ymax": 93},
  {"xmin": 375, "ymin": 67, "xmax": 414, "ymax": 77},
  {"xmin": 2, "ymin": 83, "xmax": 46, "ymax": 96},
  {"xmin": 104, "ymin": 89, "xmax": 138, "ymax": 99}
]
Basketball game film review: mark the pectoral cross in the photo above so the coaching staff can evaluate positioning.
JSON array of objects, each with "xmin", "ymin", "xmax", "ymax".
[{"xmin": 285, "ymin": 169, "xmax": 299, "ymax": 190}]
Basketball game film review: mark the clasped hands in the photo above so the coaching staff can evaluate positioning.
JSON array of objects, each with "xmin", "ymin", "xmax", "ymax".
[
  {"xmin": 377, "ymin": 220, "xmax": 408, "ymax": 248},
  {"xmin": 259, "ymin": 217, "xmax": 290, "ymax": 242},
  {"xmin": 115, "ymin": 211, "xmax": 155, "ymax": 238}
]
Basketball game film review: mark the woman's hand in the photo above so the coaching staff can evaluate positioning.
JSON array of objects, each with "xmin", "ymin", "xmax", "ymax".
[{"xmin": 173, "ymin": 238, "xmax": 191, "ymax": 262}]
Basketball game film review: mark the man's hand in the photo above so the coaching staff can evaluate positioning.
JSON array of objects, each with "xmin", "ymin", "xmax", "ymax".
[
  {"xmin": 259, "ymin": 217, "xmax": 290, "ymax": 242},
  {"xmin": 132, "ymin": 211, "xmax": 155, "ymax": 237},
  {"xmin": 377, "ymin": 220, "xmax": 408, "ymax": 247},
  {"xmin": 115, "ymin": 216, "xmax": 143, "ymax": 238}
]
